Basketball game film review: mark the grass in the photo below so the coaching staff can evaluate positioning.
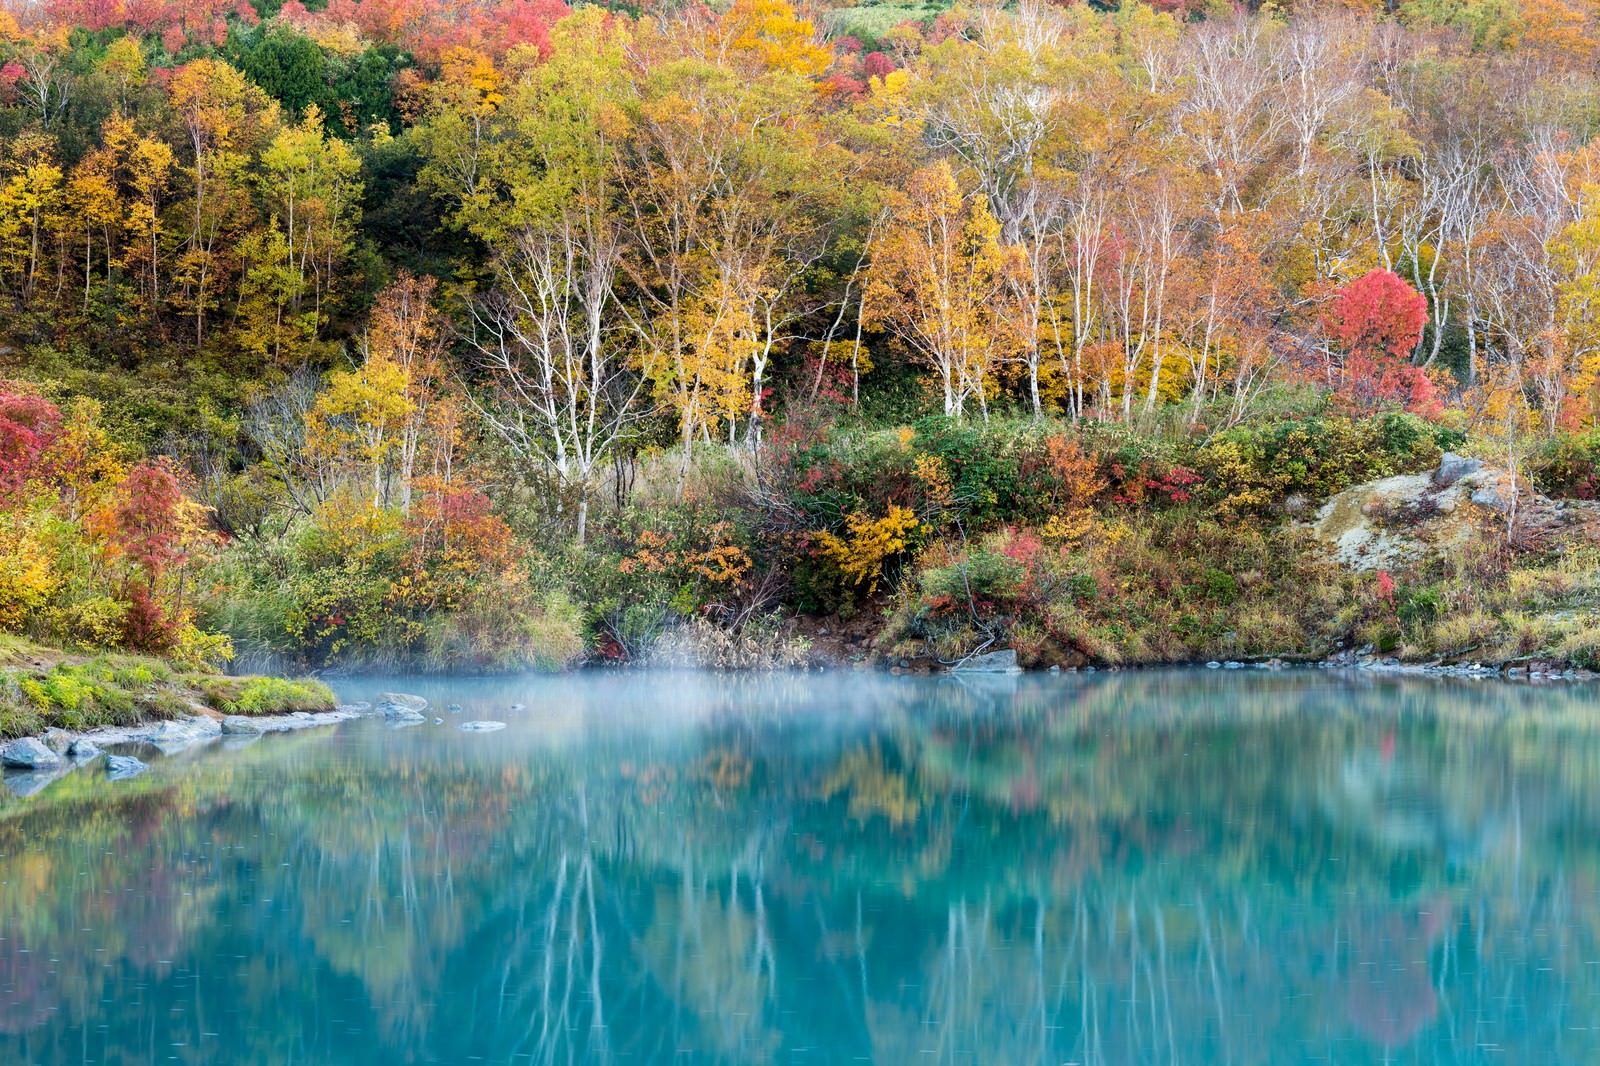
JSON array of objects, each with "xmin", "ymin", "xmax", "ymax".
[
  {"xmin": 0, "ymin": 637, "xmax": 335, "ymax": 740},
  {"xmin": 194, "ymin": 675, "xmax": 336, "ymax": 716},
  {"xmin": 825, "ymin": 0, "xmax": 948, "ymax": 46}
]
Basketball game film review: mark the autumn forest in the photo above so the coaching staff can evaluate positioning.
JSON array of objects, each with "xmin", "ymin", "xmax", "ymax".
[{"xmin": 5, "ymin": 0, "xmax": 1600, "ymax": 702}]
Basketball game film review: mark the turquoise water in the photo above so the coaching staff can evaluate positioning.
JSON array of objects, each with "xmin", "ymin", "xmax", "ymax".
[{"xmin": 2, "ymin": 670, "xmax": 1600, "ymax": 1064}]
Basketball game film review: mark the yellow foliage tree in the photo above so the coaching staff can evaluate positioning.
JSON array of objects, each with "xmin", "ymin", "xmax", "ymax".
[
  {"xmin": 308, "ymin": 351, "xmax": 417, "ymax": 509},
  {"xmin": 719, "ymin": 0, "xmax": 831, "ymax": 78},
  {"xmin": 864, "ymin": 161, "xmax": 1020, "ymax": 419}
]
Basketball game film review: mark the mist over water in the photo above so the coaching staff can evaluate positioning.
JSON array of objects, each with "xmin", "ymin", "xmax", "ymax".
[{"xmin": 2, "ymin": 669, "xmax": 1599, "ymax": 1064}]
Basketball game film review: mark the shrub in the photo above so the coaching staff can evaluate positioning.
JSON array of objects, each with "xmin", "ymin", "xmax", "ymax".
[
  {"xmin": 1201, "ymin": 412, "xmax": 1461, "ymax": 515},
  {"xmin": 1532, "ymin": 430, "xmax": 1600, "ymax": 498},
  {"xmin": 170, "ymin": 624, "xmax": 236, "ymax": 672},
  {"xmin": 643, "ymin": 615, "xmax": 810, "ymax": 670},
  {"xmin": 422, "ymin": 589, "xmax": 585, "ymax": 672},
  {"xmin": 46, "ymin": 595, "xmax": 128, "ymax": 648},
  {"xmin": 814, "ymin": 505, "xmax": 925, "ymax": 594}
]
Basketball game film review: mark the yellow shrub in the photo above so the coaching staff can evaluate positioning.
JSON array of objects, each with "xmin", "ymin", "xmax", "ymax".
[
  {"xmin": 1041, "ymin": 510, "xmax": 1096, "ymax": 547},
  {"xmin": 0, "ymin": 520, "xmax": 54, "ymax": 631},
  {"xmin": 815, "ymin": 504, "xmax": 924, "ymax": 593}
]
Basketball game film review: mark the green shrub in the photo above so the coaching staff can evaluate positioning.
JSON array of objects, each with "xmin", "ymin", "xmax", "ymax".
[
  {"xmin": 1532, "ymin": 430, "xmax": 1600, "ymax": 499},
  {"xmin": 199, "ymin": 675, "xmax": 335, "ymax": 716}
]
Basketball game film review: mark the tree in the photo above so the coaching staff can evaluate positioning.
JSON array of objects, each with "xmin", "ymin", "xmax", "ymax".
[
  {"xmin": 717, "ymin": 0, "xmax": 830, "ymax": 78},
  {"xmin": 0, "ymin": 131, "xmax": 64, "ymax": 304},
  {"xmin": 90, "ymin": 458, "xmax": 211, "ymax": 651},
  {"xmin": 307, "ymin": 345, "xmax": 416, "ymax": 508},
  {"xmin": 442, "ymin": 9, "xmax": 650, "ymax": 542},
  {"xmin": 1322, "ymin": 268, "xmax": 1436, "ymax": 414},
  {"xmin": 864, "ymin": 160, "xmax": 1018, "ymax": 419},
  {"xmin": 257, "ymin": 103, "xmax": 363, "ymax": 327},
  {"xmin": 166, "ymin": 58, "xmax": 274, "ymax": 349},
  {"xmin": 366, "ymin": 272, "xmax": 445, "ymax": 515}
]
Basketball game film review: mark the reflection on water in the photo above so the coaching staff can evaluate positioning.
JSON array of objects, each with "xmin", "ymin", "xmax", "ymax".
[{"xmin": 2, "ymin": 670, "xmax": 1600, "ymax": 1064}]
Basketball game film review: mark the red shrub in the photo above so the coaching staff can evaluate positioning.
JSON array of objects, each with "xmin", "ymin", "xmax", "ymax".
[{"xmin": 0, "ymin": 391, "xmax": 63, "ymax": 503}]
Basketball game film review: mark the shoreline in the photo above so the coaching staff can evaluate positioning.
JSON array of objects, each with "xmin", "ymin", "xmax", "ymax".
[
  {"xmin": 0, "ymin": 705, "xmax": 369, "ymax": 797},
  {"xmin": 8, "ymin": 654, "xmax": 1598, "ymax": 800}
]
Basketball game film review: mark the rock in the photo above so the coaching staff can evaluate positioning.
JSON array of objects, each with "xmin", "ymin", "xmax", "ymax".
[
  {"xmin": 221, "ymin": 716, "xmax": 263, "ymax": 736},
  {"xmin": 378, "ymin": 693, "xmax": 428, "ymax": 722},
  {"xmin": 104, "ymin": 755, "xmax": 147, "ymax": 780},
  {"xmin": 1223, "ymin": 661, "xmax": 1244, "ymax": 670},
  {"xmin": 459, "ymin": 720, "xmax": 507, "ymax": 733},
  {"xmin": 447, "ymin": 703, "xmax": 463, "ymax": 713},
  {"xmin": 337, "ymin": 702, "xmax": 372, "ymax": 715},
  {"xmin": 1434, "ymin": 452, "xmax": 1483, "ymax": 488},
  {"xmin": 1206, "ymin": 661, "xmax": 1222, "ymax": 669},
  {"xmin": 1, "ymin": 737, "xmax": 62, "ymax": 770},
  {"xmin": 432, "ymin": 717, "xmax": 444, "ymax": 725},
  {"xmin": 952, "ymin": 649, "xmax": 1021, "ymax": 674},
  {"xmin": 41, "ymin": 729, "xmax": 74, "ymax": 755},
  {"xmin": 143, "ymin": 719, "xmax": 199, "ymax": 743},
  {"xmin": 66, "ymin": 737, "xmax": 101, "ymax": 762},
  {"xmin": 1282, "ymin": 493, "xmax": 1310, "ymax": 516},
  {"xmin": 1471, "ymin": 482, "xmax": 1514, "ymax": 513},
  {"xmin": 509, "ymin": 703, "xmax": 526, "ymax": 711},
  {"xmin": 1309, "ymin": 460, "xmax": 1568, "ymax": 572},
  {"xmin": 130, "ymin": 717, "xmax": 221, "ymax": 754}
]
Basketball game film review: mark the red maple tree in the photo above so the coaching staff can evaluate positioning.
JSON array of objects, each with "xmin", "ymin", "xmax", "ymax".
[{"xmin": 1321, "ymin": 269, "xmax": 1441, "ymax": 417}]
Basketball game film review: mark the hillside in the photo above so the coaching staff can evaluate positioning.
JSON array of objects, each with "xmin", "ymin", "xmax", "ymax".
[{"xmin": 4, "ymin": 0, "xmax": 1600, "ymax": 678}]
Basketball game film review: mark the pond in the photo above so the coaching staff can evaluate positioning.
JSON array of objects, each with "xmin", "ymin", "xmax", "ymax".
[{"xmin": 1, "ymin": 669, "xmax": 1599, "ymax": 1065}]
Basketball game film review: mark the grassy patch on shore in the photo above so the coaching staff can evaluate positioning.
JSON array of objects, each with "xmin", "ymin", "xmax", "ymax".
[
  {"xmin": 194, "ymin": 675, "xmax": 336, "ymax": 716},
  {"xmin": 0, "ymin": 637, "xmax": 335, "ymax": 740}
]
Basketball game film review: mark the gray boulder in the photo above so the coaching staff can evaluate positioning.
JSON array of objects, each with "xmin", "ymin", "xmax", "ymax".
[
  {"xmin": 1471, "ymin": 482, "xmax": 1515, "ymax": 513},
  {"xmin": 66, "ymin": 737, "xmax": 101, "ymax": 762},
  {"xmin": 221, "ymin": 716, "xmax": 263, "ymax": 736},
  {"xmin": 459, "ymin": 720, "xmax": 507, "ymax": 733},
  {"xmin": 378, "ymin": 693, "xmax": 428, "ymax": 722},
  {"xmin": 1434, "ymin": 452, "xmax": 1483, "ymax": 488},
  {"xmin": 140, "ymin": 720, "xmax": 185, "ymax": 742},
  {"xmin": 952, "ymin": 649, "xmax": 1021, "ymax": 674},
  {"xmin": 1, "ymin": 737, "xmax": 62, "ymax": 770},
  {"xmin": 105, "ymin": 754, "xmax": 148, "ymax": 780},
  {"xmin": 41, "ymin": 729, "xmax": 74, "ymax": 755},
  {"xmin": 138, "ymin": 718, "xmax": 216, "ymax": 752}
]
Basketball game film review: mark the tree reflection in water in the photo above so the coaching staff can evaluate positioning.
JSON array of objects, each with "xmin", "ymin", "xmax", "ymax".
[{"xmin": 1, "ymin": 669, "xmax": 1598, "ymax": 1064}]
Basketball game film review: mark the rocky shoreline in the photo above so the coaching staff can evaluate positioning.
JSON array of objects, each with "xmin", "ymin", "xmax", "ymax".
[
  {"xmin": 0, "ymin": 705, "xmax": 369, "ymax": 798},
  {"xmin": 0, "ymin": 691, "xmax": 522, "ymax": 799}
]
